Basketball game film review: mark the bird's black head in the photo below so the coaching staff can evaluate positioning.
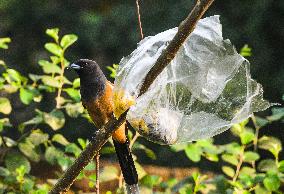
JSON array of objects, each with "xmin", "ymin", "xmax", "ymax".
[{"xmin": 70, "ymin": 59, "xmax": 107, "ymax": 101}]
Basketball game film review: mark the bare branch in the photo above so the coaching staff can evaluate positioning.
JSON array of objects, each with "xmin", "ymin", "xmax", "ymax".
[{"xmin": 49, "ymin": 0, "xmax": 214, "ymax": 193}]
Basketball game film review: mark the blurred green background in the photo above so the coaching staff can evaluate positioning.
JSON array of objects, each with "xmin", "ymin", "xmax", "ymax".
[{"xmin": 0, "ymin": 0, "xmax": 283, "ymax": 167}]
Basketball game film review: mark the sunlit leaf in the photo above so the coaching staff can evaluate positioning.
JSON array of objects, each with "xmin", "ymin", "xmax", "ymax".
[
  {"xmin": 257, "ymin": 159, "xmax": 277, "ymax": 172},
  {"xmin": 43, "ymin": 109, "xmax": 65, "ymax": 130},
  {"xmin": 41, "ymin": 75, "xmax": 61, "ymax": 88},
  {"xmin": 27, "ymin": 129, "xmax": 49, "ymax": 146},
  {"xmin": 73, "ymin": 78, "xmax": 80, "ymax": 88},
  {"xmin": 185, "ymin": 144, "xmax": 202, "ymax": 162},
  {"xmin": 52, "ymin": 134, "xmax": 69, "ymax": 146},
  {"xmin": 240, "ymin": 131, "xmax": 255, "ymax": 145},
  {"xmin": 44, "ymin": 43, "xmax": 63, "ymax": 56},
  {"xmin": 222, "ymin": 166, "xmax": 235, "ymax": 178},
  {"xmin": 38, "ymin": 60, "xmax": 61, "ymax": 74},
  {"xmin": 65, "ymin": 102, "xmax": 84, "ymax": 118},
  {"xmin": 263, "ymin": 173, "xmax": 280, "ymax": 191},
  {"xmin": 18, "ymin": 139, "xmax": 41, "ymax": 162},
  {"xmin": 45, "ymin": 146, "xmax": 64, "ymax": 165},
  {"xmin": 65, "ymin": 143, "xmax": 81, "ymax": 157},
  {"xmin": 221, "ymin": 154, "xmax": 238, "ymax": 166},
  {"xmin": 64, "ymin": 88, "xmax": 80, "ymax": 102},
  {"xmin": 19, "ymin": 88, "xmax": 35, "ymax": 105},
  {"xmin": 0, "ymin": 97, "xmax": 12, "ymax": 114},
  {"xmin": 60, "ymin": 34, "xmax": 78, "ymax": 49},
  {"xmin": 243, "ymin": 151, "xmax": 260, "ymax": 162},
  {"xmin": 46, "ymin": 28, "xmax": 59, "ymax": 43},
  {"xmin": 0, "ymin": 37, "xmax": 11, "ymax": 49},
  {"xmin": 258, "ymin": 136, "xmax": 282, "ymax": 158}
]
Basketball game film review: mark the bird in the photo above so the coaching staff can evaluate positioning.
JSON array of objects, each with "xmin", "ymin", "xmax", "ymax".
[{"xmin": 69, "ymin": 59, "xmax": 138, "ymax": 187}]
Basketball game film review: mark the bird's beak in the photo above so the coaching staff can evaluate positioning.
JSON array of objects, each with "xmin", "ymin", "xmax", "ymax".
[{"xmin": 69, "ymin": 63, "xmax": 81, "ymax": 70}]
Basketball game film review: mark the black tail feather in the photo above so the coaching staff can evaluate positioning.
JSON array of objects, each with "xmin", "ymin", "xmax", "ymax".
[{"xmin": 113, "ymin": 138, "xmax": 138, "ymax": 185}]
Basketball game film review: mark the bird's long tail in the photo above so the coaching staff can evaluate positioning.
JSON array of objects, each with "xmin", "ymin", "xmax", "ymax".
[{"xmin": 113, "ymin": 138, "xmax": 138, "ymax": 186}]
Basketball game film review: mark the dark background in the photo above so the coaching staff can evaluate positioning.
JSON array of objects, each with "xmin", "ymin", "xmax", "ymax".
[{"xmin": 0, "ymin": 0, "xmax": 283, "ymax": 168}]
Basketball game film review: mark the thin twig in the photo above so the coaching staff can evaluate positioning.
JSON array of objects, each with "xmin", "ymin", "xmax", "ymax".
[
  {"xmin": 251, "ymin": 114, "xmax": 260, "ymax": 169},
  {"xmin": 49, "ymin": 1, "xmax": 214, "ymax": 193},
  {"xmin": 136, "ymin": 0, "xmax": 144, "ymax": 39},
  {"xmin": 95, "ymin": 154, "xmax": 100, "ymax": 194},
  {"xmin": 233, "ymin": 145, "xmax": 245, "ymax": 182},
  {"xmin": 56, "ymin": 56, "xmax": 65, "ymax": 109}
]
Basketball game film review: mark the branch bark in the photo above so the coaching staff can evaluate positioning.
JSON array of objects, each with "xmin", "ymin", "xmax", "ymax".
[{"xmin": 49, "ymin": 0, "xmax": 214, "ymax": 193}]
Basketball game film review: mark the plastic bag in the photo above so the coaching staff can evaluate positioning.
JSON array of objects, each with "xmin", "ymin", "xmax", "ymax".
[{"xmin": 113, "ymin": 15, "xmax": 270, "ymax": 145}]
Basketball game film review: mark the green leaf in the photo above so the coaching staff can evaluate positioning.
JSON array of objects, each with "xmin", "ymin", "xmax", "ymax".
[
  {"xmin": 278, "ymin": 160, "xmax": 284, "ymax": 172},
  {"xmin": 240, "ymin": 44, "xmax": 252, "ymax": 57},
  {"xmin": 41, "ymin": 75, "xmax": 61, "ymax": 88},
  {"xmin": 72, "ymin": 78, "xmax": 80, "ymax": 88},
  {"xmin": 263, "ymin": 173, "xmax": 280, "ymax": 191},
  {"xmin": 38, "ymin": 60, "xmax": 61, "ymax": 74},
  {"xmin": 257, "ymin": 159, "xmax": 277, "ymax": 172},
  {"xmin": 240, "ymin": 131, "xmax": 255, "ymax": 145},
  {"xmin": 258, "ymin": 136, "xmax": 282, "ymax": 158},
  {"xmin": 18, "ymin": 111, "xmax": 43, "ymax": 131},
  {"xmin": 267, "ymin": 107, "xmax": 284, "ymax": 121},
  {"xmin": 18, "ymin": 140, "xmax": 41, "ymax": 162},
  {"xmin": 57, "ymin": 156, "xmax": 73, "ymax": 171},
  {"xmin": 222, "ymin": 166, "xmax": 235, "ymax": 178},
  {"xmin": 4, "ymin": 152, "xmax": 31, "ymax": 173},
  {"xmin": 243, "ymin": 151, "xmax": 260, "ymax": 162},
  {"xmin": 65, "ymin": 102, "xmax": 84, "ymax": 118},
  {"xmin": 221, "ymin": 154, "xmax": 238, "ymax": 166},
  {"xmin": 223, "ymin": 142, "xmax": 242, "ymax": 155},
  {"xmin": 45, "ymin": 146, "xmax": 64, "ymax": 165},
  {"xmin": 43, "ymin": 109, "xmax": 65, "ymax": 130},
  {"xmin": 239, "ymin": 167, "xmax": 255, "ymax": 176},
  {"xmin": 77, "ymin": 138, "xmax": 87, "ymax": 149},
  {"xmin": 64, "ymin": 88, "xmax": 80, "ymax": 102},
  {"xmin": 141, "ymin": 175, "xmax": 161, "ymax": 188},
  {"xmin": 27, "ymin": 129, "xmax": 49, "ymax": 146},
  {"xmin": 52, "ymin": 134, "xmax": 69, "ymax": 146},
  {"xmin": 0, "ymin": 37, "xmax": 11, "ymax": 49},
  {"xmin": 254, "ymin": 185, "xmax": 269, "ymax": 194},
  {"xmin": 60, "ymin": 34, "xmax": 78, "ymax": 49},
  {"xmin": 65, "ymin": 143, "xmax": 82, "ymax": 157},
  {"xmin": 44, "ymin": 43, "xmax": 63, "ymax": 56},
  {"xmin": 5, "ymin": 69, "xmax": 27, "ymax": 85},
  {"xmin": 100, "ymin": 166, "xmax": 119, "ymax": 182},
  {"xmin": 170, "ymin": 143, "xmax": 187, "ymax": 152},
  {"xmin": 19, "ymin": 88, "xmax": 34, "ymax": 105},
  {"xmin": 22, "ymin": 178, "xmax": 35, "ymax": 193},
  {"xmin": 46, "ymin": 28, "xmax": 59, "ymax": 42},
  {"xmin": 85, "ymin": 162, "xmax": 96, "ymax": 171},
  {"xmin": 135, "ymin": 161, "xmax": 147, "ymax": 178},
  {"xmin": 106, "ymin": 64, "xmax": 119, "ymax": 78},
  {"xmin": 185, "ymin": 144, "xmax": 202, "ymax": 162},
  {"xmin": 0, "ymin": 97, "xmax": 12, "ymax": 114}
]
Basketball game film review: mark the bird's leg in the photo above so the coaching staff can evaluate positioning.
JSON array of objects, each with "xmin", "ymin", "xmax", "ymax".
[{"xmin": 95, "ymin": 153, "xmax": 100, "ymax": 194}]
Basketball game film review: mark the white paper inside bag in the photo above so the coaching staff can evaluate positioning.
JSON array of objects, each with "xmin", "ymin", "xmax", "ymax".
[{"xmin": 113, "ymin": 15, "xmax": 270, "ymax": 145}]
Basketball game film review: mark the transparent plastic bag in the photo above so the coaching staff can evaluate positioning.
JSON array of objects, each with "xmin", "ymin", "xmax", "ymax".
[{"xmin": 113, "ymin": 15, "xmax": 270, "ymax": 145}]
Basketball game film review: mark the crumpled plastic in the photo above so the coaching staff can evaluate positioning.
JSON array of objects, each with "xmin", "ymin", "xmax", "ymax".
[{"xmin": 113, "ymin": 15, "xmax": 270, "ymax": 145}]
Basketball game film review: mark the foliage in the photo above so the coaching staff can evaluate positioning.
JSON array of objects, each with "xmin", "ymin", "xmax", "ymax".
[{"xmin": 0, "ymin": 29, "xmax": 283, "ymax": 194}]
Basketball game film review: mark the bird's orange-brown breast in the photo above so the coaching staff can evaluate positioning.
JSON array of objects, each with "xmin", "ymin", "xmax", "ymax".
[{"xmin": 82, "ymin": 81, "xmax": 126, "ymax": 143}]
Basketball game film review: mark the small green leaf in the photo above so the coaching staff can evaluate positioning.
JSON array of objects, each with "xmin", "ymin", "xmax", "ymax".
[
  {"xmin": 22, "ymin": 178, "xmax": 35, "ymax": 193},
  {"xmin": 240, "ymin": 44, "xmax": 252, "ymax": 57},
  {"xmin": 0, "ymin": 97, "xmax": 12, "ymax": 114},
  {"xmin": 18, "ymin": 140, "xmax": 41, "ymax": 162},
  {"xmin": 106, "ymin": 64, "xmax": 119, "ymax": 78},
  {"xmin": 46, "ymin": 28, "xmax": 59, "ymax": 42},
  {"xmin": 170, "ymin": 143, "xmax": 187, "ymax": 152},
  {"xmin": 239, "ymin": 167, "xmax": 255, "ymax": 176},
  {"xmin": 243, "ymin": 151, "xmax": 260, "ymax": 162},
  {"xmin": 65, "ymin": 143, "xmax": 82, "ymax": 157},
  {"xmin": 85, "ymin": 162, "xmax": 96, "ymax": 171},
  {"xmin": 60, "ymin": 34, "xmax": 78, "ymax": 49},
  {"xmin": 4, "ymin": 152, "xmax": 31, "ymax": 173},
  {"xmin": 57, "ymin": 156, "xmax": 73, "ymax": 171},
  {"xmin": 38, "ymin": 60, "xmax": 61, "ymax": 74},
  {"xmin": 278, "ymin": 160, "xmax": 284, "ymax": 172},
  {"xmin": 240, "ymin": 131, "xmax": 255, "ymax": 145},
  {"xmin": 65, "ymin": 102, "xmax": 84, "ymax": 118},
  {"xmin": 64, "ymin": 88, "xmax": 80, "ymax": 102},
  {"xmin": 267, "ymin": 107, "xmax": 284, "ymax": 121},
  {"xmin": 27, "ymin": 129, "xmax": 49, "ymax": 146},
  {"xmin": 135, "ymin": 161, "xmax": 147, "ymax": 178},
  {"xmin": 257, "ymin": 159, "xmax": 277, "ymax": 172},
  {"xmin": 52, "ymin": 134, "xmax": 69, "ymax": 146},
  {"xmin": 43, "ymin": 109, "xmax": 65, "ymax": 130},
  {"xmin": 44, "ymin": 43, "xmax": 63, "ymax": 56},
  {"xmin": 0, "ymin": 37, "xmax": 11, "ymax": 49},
  {"xmin": 222, "ymin": 166, "xmax": 235, "ymax": 178},
  {"xmin": 263, "ymin": 173, "xmax": 280, "ymax": 191},
  {"xmin": 45, "ymin": 146, "xmax": 64, "ymax": 165},
  {"xmin": 258, "ymin": 136, "xmax": 282, "ymax": 158},
  {"xmin": 41, "ymin": 75, "xmax": 61, "ymax": 88},
  {"xmin": 77, "ymin": 138, "xmax": 87, "ymax": 149},
  {"xmin": 73, "ymin": 78, "xmax": 80, "ymax": 88},
  {"xmin": 221, "ymin": 154, "xmax": 238, "ymax": 166},
  {"xmin": 254, "ymin": 116, "xmax": 269, "ymax": 128},
  {"xmin": 141, "ymin": 175, "xmax": 161, "ymax": 188},
  {"xmin": 19, "ymin": 88, "xmax": 34, "ymax": 105},
  {"xmin": 185, "ymin": 144, "xmax": 202, "ymax": 162}
]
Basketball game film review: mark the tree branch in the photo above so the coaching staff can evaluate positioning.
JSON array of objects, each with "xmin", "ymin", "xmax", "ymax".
[{"xmin": 49, "ymin": 0, "xmax": 214, "ymax": 193}]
